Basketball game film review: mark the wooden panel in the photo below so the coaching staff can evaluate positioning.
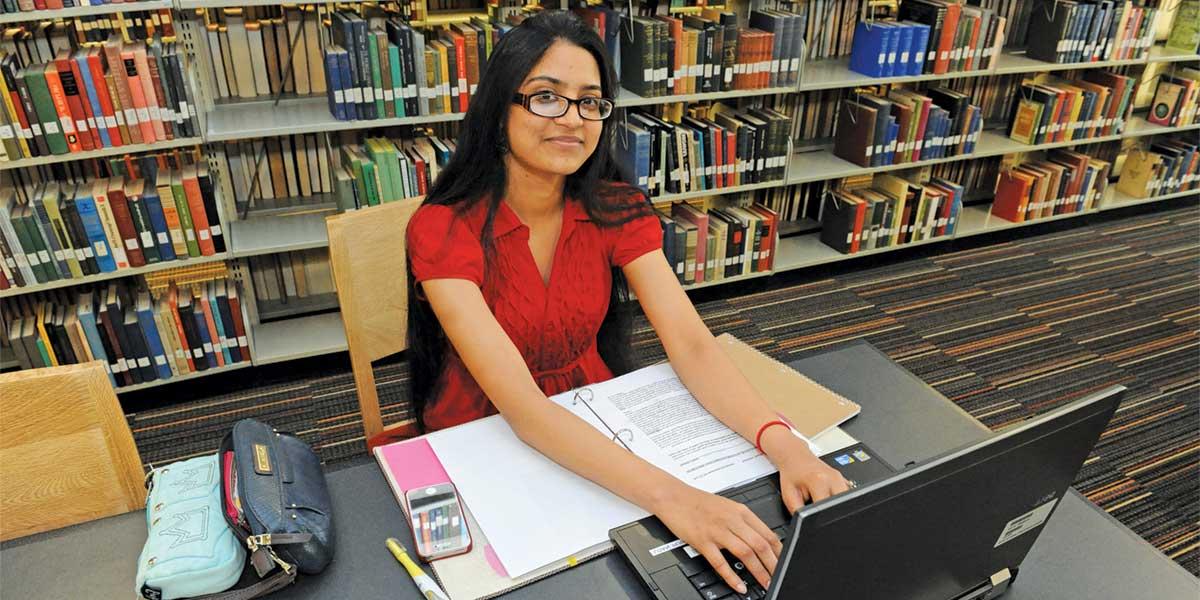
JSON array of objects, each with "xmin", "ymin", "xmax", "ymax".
[{"xmin": 0, "ymin": 362, "xmax": 145, "ymax": 541}]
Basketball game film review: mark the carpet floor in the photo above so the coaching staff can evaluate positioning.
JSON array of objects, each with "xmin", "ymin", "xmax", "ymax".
[{"xmin": 126, "ymin": 200, "xmax": 1200, "ymax": 576}]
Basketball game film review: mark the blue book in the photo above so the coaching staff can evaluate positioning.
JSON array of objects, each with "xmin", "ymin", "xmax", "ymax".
[
  {"xmin": 966, "ymin": 107, "xmax": 981, "ymax": 153},
  {"xmin": 30, "ymin": 190, "xmax": 72, "ymax": 279},
  {"xmin": 895, "ymin": 24, "xmax": 915, "ymax": 79},
  {"xmin": 849, "ymin": 22, "xmax": 888, "ymax": 77},
  {"xmin": 75, "ymin": 294, "xmax": 116, "ymax": 387},
  {"xmin": 206, "ymin": 288, "xmax": 234, "ymax": 365},
  {"xmin": 135, "ymin": 294, "xmax": 173, "ymax": 380},
  {"xmin": 690, "ymin": 126, "xmax": 707, "ymax": 191},
  {"xmin": 879, "ymin": 24, "xmax": 897, "ymax": 77},
  {"xmin": 337, "ymin": 50, "xmax": 357, "ymax": 120},
  {"xmin": 72, "ymin": 192, "xmax": 117, "ymax": 273},
  {"xmin": 191, "ymin": 308, "xmax": 218, "ymax": 369},
  {"xmin": 618, "ymin": 121, "xmax": 652, "ymax": 193},
  {"xmin": 73, "ymin": 53, "xmax": 111, "ymax": 148},
  {"xmin": 142, "ymin": 187, "xmax": 175, "ymax": 261},
  {"xmin": 325, "ymin": 49, "xmax": 346, "ymax": 121},
  {"xmin": 904, "ymin": 22, "xmax": 931, "ymax": 76}
]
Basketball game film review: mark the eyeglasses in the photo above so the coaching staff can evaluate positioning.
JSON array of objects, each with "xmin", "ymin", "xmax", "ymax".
[{"xmin": 512, "ymin": 91, "xmax": 615, "ymax": 121}]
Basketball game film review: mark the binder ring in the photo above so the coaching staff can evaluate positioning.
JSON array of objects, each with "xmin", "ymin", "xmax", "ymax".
[
  {"xmin": 613, "ymin": 428, "xmax": 634, "ymax": 446},
  {"xmin": 572, "ymin": 388, "xmax": 594, "ymax": 406}
]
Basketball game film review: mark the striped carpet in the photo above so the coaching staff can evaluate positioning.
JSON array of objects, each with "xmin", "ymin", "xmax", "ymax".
[{"xmin": 126, "ymin": 199, "xmax": 1200, "ymax": 575}]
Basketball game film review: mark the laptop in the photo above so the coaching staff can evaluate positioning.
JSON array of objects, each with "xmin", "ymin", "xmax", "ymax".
[{"xmin": 611, "ymin": 385, "xmax": 1125, "ymax": 600}]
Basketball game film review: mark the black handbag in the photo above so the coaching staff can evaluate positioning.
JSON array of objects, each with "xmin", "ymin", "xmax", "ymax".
[{"xmin": 214, "ymin": 418, "xmax": 336, "ymax": 597}]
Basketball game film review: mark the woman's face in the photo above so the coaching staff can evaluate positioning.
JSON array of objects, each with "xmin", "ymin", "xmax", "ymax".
[{"xmin": 505, "ymin": 39, "xmax": 605, "ymax": 178}]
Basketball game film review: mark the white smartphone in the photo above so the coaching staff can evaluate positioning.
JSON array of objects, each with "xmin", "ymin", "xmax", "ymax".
[{"xmin": 405, "ymin": 482, "xmax": 473, "ymax": 561}]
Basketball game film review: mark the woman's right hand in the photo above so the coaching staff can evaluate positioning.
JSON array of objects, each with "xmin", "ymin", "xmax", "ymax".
[{"xmin": 652, "ymin": 483, "xmax": 783, "ymax": 594}]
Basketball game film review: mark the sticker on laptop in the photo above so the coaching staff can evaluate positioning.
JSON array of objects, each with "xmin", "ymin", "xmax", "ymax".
[
  {"xmin": 852, "ymin": 450, "xmax": 871, "ymax": 462},
  {"xmin": 994, "ymin": 498, "xmax": 1058, "ymax": 548},
  {"xmin": 835, "ymin": 454, "xmax": 855, "ymax": 465},
  {"xmin": 648, "ymin": 539, "xmax": 703, "ymax": 559}
]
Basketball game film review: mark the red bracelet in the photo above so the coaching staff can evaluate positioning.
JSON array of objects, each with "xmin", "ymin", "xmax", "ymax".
[{"xmin": 755, "ymin": 419, "xmax": 791, "ymax": 454}]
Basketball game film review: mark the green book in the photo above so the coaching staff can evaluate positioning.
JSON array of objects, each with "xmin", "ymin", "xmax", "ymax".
[
  {"xmin": 22, "ymin": 64, "xmax": 69, "ymax": 155},
  {"xmin": 333, "ymin": 165, "xmax": 359, "ymax": 211},
  {"xmin": 12, "ymin": 204, "xmax": 53, "ymax": 283},
  {"xmin": 170, "ymin": 172, "xmax": 201, "ymax": 257},
  {"xmin": 34, "ymin": 335, "xmax": 52, "ymax": 367},
  {"xmin": 368, "ymin": 31, "xmax": 385, "ymax": 119},
  {"xmin": 1166, "ymin": 0, "xmax": 1200, "ymax": 52},
  {"xmin": 389, "ymin": 43, "xmax": 405, "ymax": 117},
  {"xmin": 41, "ymin": 185, "xmax": 84, "ymax": 279},
  {"xmin": 365, "ymin": 139, "xmax": 395, "ymax": 203},
  {"xmin": 380, "ymin": 140, "xmax": 404, "ymax": 203}
]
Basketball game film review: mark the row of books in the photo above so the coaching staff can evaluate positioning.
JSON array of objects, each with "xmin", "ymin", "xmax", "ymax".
[
  {"xmin": 2, "ymin": 279, "xmax": 250, "ymax": 387},
  {"xmin": 1147, "ymin": 68, "xmax": 1200, "ymax": 128},
  {"xmin": 324, "ymin": 10, "xmax": 491, "ymax": 120},
  {"xmin": 1026, "ymin": 0, "xmax": 1160, "ymax": 64},
  {"xmin": 1116, "ymin": 137, "xmax": 1200, "ymax": 198},
  {"xmin": 820, "ymin": 172, "xmax": 964, "ymax": 254},
  {"xmin": 200, "ymin": 7, "xmax": 326, "ymax": 101},
  {"xmin": 852, "ymin": 3, "xmax": 1008, "ymax": 78},
  {"xmin": 2, "ymin": 11, "xmax": 174, "ymax": 47},
  {"xmin": 0, "ymin": 38, "xmax": 196, "ymax": 162},
  {"xmin": 4, "ymin": 145, "xmax": 200, "ymax": 204},
  {"xmin": 656, "ymin": 201, "xmax": 779, "ymax": 285},
  {"xmin": 3, "ymin": 0, "xmax": 155, "ymax": 13},
  {"xmin": 334, "ymin": 133, "xmax": 453, "ymax": 211},
  {"xmin": 0, "ymin": 167, "xmax": 223, "ymax": 290},
  {"xmin": 247, "ymin": 249, "xmax": 335, "ymax": 315},
  {"xmin": 614, "ymin": 104, "xmax": 790, "ymax": 197},
  {"xmin": 834, "ymin": 86, "xmax": 982, "ymax": 168},
  {"xmin": 621, "ymin": 8, "xmax": 808, "ymax": 97},
  {"xmin": 990, "ymin": 148, "xmax": 1112, "ymax": 222},
  {"xmin": 217, "ymin": 133, "xmax": 334, "ymax": 214},
  {"xmin": 1006, "ymin": 71, "xmax": 1137, "ymax": 146}
]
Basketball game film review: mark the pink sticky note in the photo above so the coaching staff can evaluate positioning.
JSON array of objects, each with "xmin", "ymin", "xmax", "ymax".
[{"xmin": 377, "ymin": 438, "xmax": 451, "ymax": 493}]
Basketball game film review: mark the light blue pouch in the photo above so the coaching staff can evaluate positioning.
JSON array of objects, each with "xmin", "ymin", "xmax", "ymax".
[{"xmin": 136, "ymin": 454, "xmax": 246, "ymax": 600}]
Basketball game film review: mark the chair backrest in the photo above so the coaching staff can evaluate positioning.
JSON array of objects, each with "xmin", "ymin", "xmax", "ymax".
[
  {"xmin": 326, "ymin": 197, "xmax": 423, "ymax": 446},
  {"xmin": 0, "ymin": 361, "xmax": 145, "ymax": 541}
]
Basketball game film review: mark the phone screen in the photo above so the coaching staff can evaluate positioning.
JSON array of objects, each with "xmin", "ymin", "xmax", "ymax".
[{"xmin": 406, "ymin": 483, "xmax": 472, "ymax": 561}]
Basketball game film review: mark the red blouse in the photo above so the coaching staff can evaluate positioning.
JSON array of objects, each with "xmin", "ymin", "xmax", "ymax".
[{"xmin": 407, "ymin": 192, "xmax": 663, "ymax": 431}]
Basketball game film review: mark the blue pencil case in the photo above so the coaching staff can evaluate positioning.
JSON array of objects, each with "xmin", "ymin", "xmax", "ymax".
[{"xmin": 136, "ymin": 454, "xmax": 246, "ymax": 600}]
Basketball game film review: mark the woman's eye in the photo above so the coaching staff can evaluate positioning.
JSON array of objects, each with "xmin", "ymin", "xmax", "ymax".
[
  {"xmin": 580, "ymin": 98, "xmax": 599, "ymax": 107},
  {"xmin": 532, "ymin": 92, "xmax": 559, "ymax": 103}
]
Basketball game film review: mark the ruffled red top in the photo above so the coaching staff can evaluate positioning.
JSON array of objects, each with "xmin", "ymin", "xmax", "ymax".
[{"xmin": 406, "ymin": 191, "xmax": 662, "ymax": 430}]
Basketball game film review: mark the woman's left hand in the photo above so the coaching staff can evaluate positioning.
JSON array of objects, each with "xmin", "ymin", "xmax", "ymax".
[{"xmin": 762, "ymin": 429, "xmax": 853, "ymax": 515}]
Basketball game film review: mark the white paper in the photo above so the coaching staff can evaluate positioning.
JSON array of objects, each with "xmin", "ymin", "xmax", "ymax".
[{"xmin": 428, "ymin": 363, "xmax": 859, "ymax": 579}]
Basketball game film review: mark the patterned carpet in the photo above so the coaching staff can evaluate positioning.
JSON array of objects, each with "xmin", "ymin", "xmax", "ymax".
[{"xmin": 126, "ymin": 199, "xmax": 1200, "ymax": 575}]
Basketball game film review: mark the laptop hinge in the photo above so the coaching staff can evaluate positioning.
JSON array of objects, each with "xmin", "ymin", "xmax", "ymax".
[{"xmin": 950, "ymin": 568, "xmax": 1013, "ymax": 600}]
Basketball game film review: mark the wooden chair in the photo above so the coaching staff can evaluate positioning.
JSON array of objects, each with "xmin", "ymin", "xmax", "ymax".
[
  {"xmin": 326, "ymin": 197, "xmax": 424, "ymax": 450},
  {"xmin": 0, "ymin": 362, "xmax": 145, "ymax": 541}
]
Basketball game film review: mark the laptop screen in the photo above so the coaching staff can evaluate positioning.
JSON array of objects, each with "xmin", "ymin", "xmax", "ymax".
[{"xmin": 769, "ymin": 386, "xmax": 1124, "ymax": 600}]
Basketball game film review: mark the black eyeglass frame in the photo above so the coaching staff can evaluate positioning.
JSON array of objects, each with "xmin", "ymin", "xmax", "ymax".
[{"xmin": 511, "ymin": 92, "xmax": 615, "ymax": 121}]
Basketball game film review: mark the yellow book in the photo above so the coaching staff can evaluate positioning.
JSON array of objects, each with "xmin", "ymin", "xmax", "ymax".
[
  {"xmin": 1116, "ymin": 150, "xmax": 1162, "ymax": 198},
  {"xmin": 0, "ymin": 64, "xmax": 30, "ymax": 157},
  {"xmin": 35, "ymin": 303, "xmax": 60, "ymax": 367},
  {"xmin": 435, "ymin": 41, "xmax": 451, "ymax": 114}
]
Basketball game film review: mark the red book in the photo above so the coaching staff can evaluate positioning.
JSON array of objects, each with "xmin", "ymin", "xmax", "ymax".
[
  {"xmin": 105, "ymin": 180, "xmax": 147, "ymax": 268},
  {"xmin": 912, "ymin": 97, "xmax": 932, "ymax": 162},
  {"xmin": 725, "ymin": 129, "xmax": 736, "ymax": 186},
  {"xmin": 54, "ymin": 53, "xmax": 95, "ymax": 151},
  {"xmin": 86, "ymin": 48, "xmax": 122, "ymax": 147},
  {"xmin": 132, "ymin": 46, "xmax": 166, "ymax": 142},
  {"xmin": 748, "ymin": 204, "xmax": 778, "ymax": 271},
  {"xmin": 964, "ymin": 14, "xmax": 982, "ymax": 71},
  {"xmin": 62, "ymin": 52, "xmax": 102, "ymax": 150},
  {"xmin": 711, "ymin": 126, "xmax": 725, "ymax": 188},
  {"xmin": 934, "ymin": 2, "xmax": 962, "ymax": 75},
  {"xmin": 42, "ymin": 63, "xmax": 83, "ymax": 153},
  {"xmin": 992, "ymin": 171, "xmax": 1034, "ymax": 223},
  {"xmin": 104, "ymin": 37, "xmax": 142, "ymax": 145},
  {"xmin": 120, "ymin": 48, "xmax": 157, "ymax": 144},
  {"xmin": 849, "ymin": 197, "xmax": 867, "ymax": 254},
  {"xmin": 197, "ymin": 283, "xmax": 226, "ymax": 368},
  {"xmin": 166, "ymin": 285, "xmax": 196, "ymax": 373},
  {"xmin": 144, "ymin": 51, "xmax": 173, "ymax": 141},
  {"xmin": 443, "ymin": 30, "xmax": 469, "ymax": 112},
  {"xmin": 225, "ymin": 281, "xmax": 251, "ymax": 362},
  {"xmin": 181, "ymin": 165, "xmax": 216, "ymax": 256}
]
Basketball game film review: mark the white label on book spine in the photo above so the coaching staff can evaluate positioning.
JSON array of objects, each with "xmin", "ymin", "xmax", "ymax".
[
  {"xmin": 124, "ymin": 108, "xmax": 138, "ymax": 125},
  {"xmin": 928, "ymin": 50, "xmax": 937, "ymax": 61},
  {"xmin": 125, "ymin": 358, "xmax": 138, "ymax": 370},
  {"xmin": 85, "ymin": 117, "xmax": 97, "ymax": 131},
  {"xmin": 0, "ymin": 125, "xmax": 11, "ymax": 139},
  {"xmin": 878, "ymin": 53, "xmax": 886, "ymax": 65},
  {"xmin": 865, "ymin": 145, "xmax": 874, "ymax": 157},
  {"xmin": 31, "ymin": 123, "xmax": 43, "ymax": 136},
  {"xmin": 53, "ymin": 249, "xmax": 65, "ymax": 261},
  {"xmin": 210, "ymin": 224, "xmax": 222, "ymax": 236},
  {"xmin": 238, "ymin": 336, "xmax": 248, "ymax": 346},
  {"xmin": 37, "ymin": 250, "xmax": 50, "ymax": 263},
  {"xmin": 940, "ymin": 50, "xmax": 949, "ymax": 61},
  {"xmin": 44, "ymin": 120, "xmax": 60, "ymax": 134},
  {"xmin": 157, "ymin": 232, "xmax": 169, "ymax": 244},
  {"xmin": 334, "ymin": 89, "xmax": 345, "ymax": 103},
  {"xmin": 137, "ymin": 107, "xmax": 151, "ymax": 123},
  {"xmin": 137, "ymin": 357, "xmax": 150, "ymax": 368},
  {"xmin": 757, "ymin": 158, "xmax": 764, "ymax": 170},
  {"xmin": 724, "ymin": 68, "xmax": 734, "ymax": 84},
  {"xmin": 657, "ymin": 67, "xmax": 668, "ymax": 81},
  {"xmin": 140, "ymin": 232, "xmax": 154, "ymax": 247},
  {"xmin": 644, "ymin": 68, "xmax": 654, "ymax": 81},
  {"xmin": 771, "ymin": 59, "xmax": 780, "ymax": 73},
  {"xmin": 150, "ymin": 106, "xmax": 162, "ymax": 122},
  {"xmin": 364, "ymin": 87, "xmax": 375, "ymax": 103},
  {"xmin": 74, "ymin": 249, "xmax": 86, "ymax": 261},
  {"xmin": 383, "ymin": 89, "xmax": 395, "ymax": 102},
  {"xmin": 406, "ymin": 84, "xmax": 417, "ymax": 98},
  {"xmin": 94, "ymin": 241, "xmax": 109, "ymax": 257},
  {"xmin": 225, "ymin": 339, "xmax": 237, "ymax": 348},
  {"xmin": 704, "ymin": 64, "xmax": 714, "ymax": 78},
  {"xmin": 706, "ymin": 166, "xmax": 714, "ymax": 176},
  {"xmin": 916, "ymin": 141, "xmax": 923, "ymax": 151},
  {"xmin": 155, "ymin": 356, "xmax": 167, "ymax": 366},
  {"xmin": 675, "ymin": 67, "xmax": 686, "ymax": 81},
  {"xmin": 124, "ymin": 238, "xmax": 139, "ymax": 251},
  {"xmin": 203, "ymin": 342, "xmax": 214, "ymax": 353},
  {"xmin": 901, "ymin": 52, "xmax": 910, "ymax": 64},
  {"xmin": 693, "ymin": 65, "xmax": 703, "ymax": 77},
  {"xmin": 198, "ymin": 229, "xmax": 210, "ymax": 241},
  {"xmin": 185, "ymin": 230, "xmax": 195, "ymax": 241},
  {"xmin": 790, "ymin": 58, "xmax": 800, "ymax": 73},
  {"xmin": 888, "ymin": 52, "xmax": 897, "ymax": 64},
  {"xmin": 193, "ymin": 348, "xmax": 203, "ymax": 358},
  {"xmin": 15, "ymin": 253, "xmax": 29, "ymax": 267}
]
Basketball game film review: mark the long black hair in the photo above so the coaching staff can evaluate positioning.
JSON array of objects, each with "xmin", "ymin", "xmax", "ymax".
[{"xmin": 406, "ymin": 10, "xmax": 652, "ymax": 430}]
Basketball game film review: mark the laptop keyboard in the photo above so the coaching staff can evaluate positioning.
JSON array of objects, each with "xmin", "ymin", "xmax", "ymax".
[{"xmin": 679, "ymin": 479, "xmax": 792, "ymax": 600}]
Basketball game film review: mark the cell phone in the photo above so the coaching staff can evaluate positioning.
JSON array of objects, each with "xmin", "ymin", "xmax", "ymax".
[{"xmin": 405, "ymin": 483, "xmax": 473, "ymax": 561}]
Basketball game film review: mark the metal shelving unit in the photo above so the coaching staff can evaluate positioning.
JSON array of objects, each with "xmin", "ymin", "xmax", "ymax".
[
  {"xmin": 2, "ymin": 0, "xmax": 1196, "ymax": 389},
  {"xmin": 0, "ymin": 252, "xmax": 232, "ymax": 300},
  {"xmin": 115, "ymin": 361, "xmax": 253, "ymax": 394},
  {"xmin": 0, "ymin": 0, "xmax": 172, "ymax": 24}
]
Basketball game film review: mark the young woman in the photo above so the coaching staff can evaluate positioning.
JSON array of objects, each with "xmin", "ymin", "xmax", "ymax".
[{"xmin": 405, "ymin": 10, "xmax": 849, "ymax": 594}]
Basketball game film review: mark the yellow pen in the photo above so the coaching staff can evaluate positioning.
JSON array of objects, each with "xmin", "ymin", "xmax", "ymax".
[{"xmin": 386, "ymin": 538, "xmax": 451, "ymax": 600}]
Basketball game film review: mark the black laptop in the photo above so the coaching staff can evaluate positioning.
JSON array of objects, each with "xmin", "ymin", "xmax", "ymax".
[{"xmin": 611, "ymin": 385, "xmax": 1125, "ymax": 600}]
